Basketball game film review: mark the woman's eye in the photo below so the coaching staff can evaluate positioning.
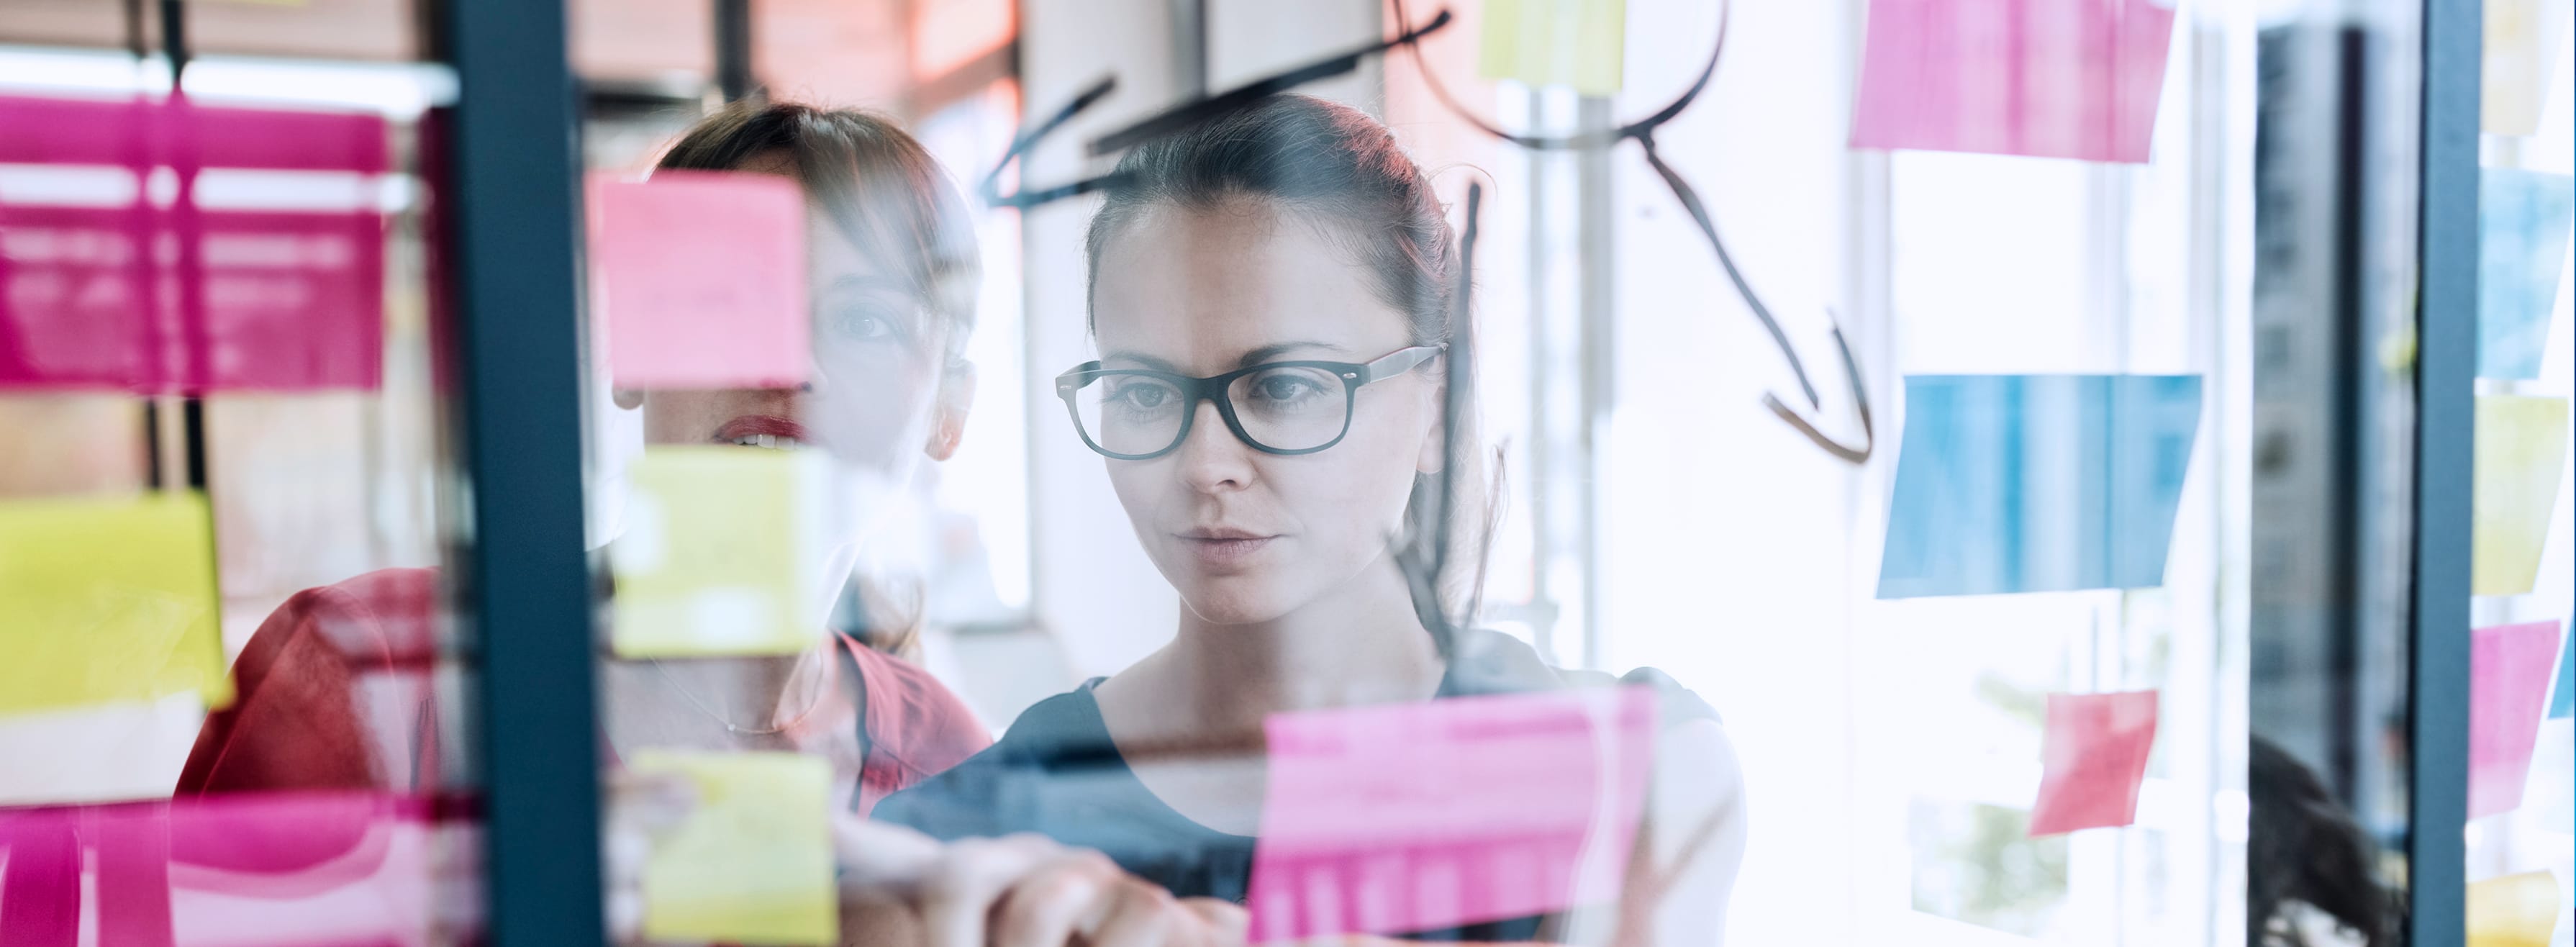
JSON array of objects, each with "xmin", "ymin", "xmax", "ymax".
[
  {"xmin": 822, "ymin": 300, "xmax": 910, "ymax": 343},
  {"xmin": 1115, "ymin": 385, "xmax": 1172, "ymax": 409},
  {"xmin": 1251, "ymin": 374, "xmax": 1322, "ymax": 402},
  {"xmin": 832, "ymin": 312, "xmax": 893, "ymax": 340}
]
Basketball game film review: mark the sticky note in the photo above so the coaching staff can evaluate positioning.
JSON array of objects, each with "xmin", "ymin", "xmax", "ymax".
[
  {"xmin": 2467, "ymin": 871, "xmax": 2564, "ymax": 947},
  {"xmin": 2482, "ymin": 0, "xmax": 2572, "ymax": 137},
  {"xmin": 0, "ymin": 492, "xmax": 230, "ymax": 715},
  {"xmin": 2028, "ymin": 690, "xmax": 2157, "ymax": 836},
  {"xmin": 2549, "ymin": 620, "xmax": 2572, "ymax": 720},
  {"xmin": 2470, "ymin": 620, "xmax": 2561, "ymax": 820},
  {"xmin": 2479, "ymin": 168, "xmax": 2574, "ymax": 381},
  {"xmin": 630, "ymin": 751, "xmax": 836, "ymax": 946},
  {"xmin": 589, "ymin": 172, "xmax": 810, "ymax": 391},
  {"xmin": 2472, "ymin": 396, "xmax": 2570, "ymax": 597},
  {"xmin": 1878, "ymin": 374, "xmax": 2203, "ymax": 599},
  {"xmin": 1248, "ymin": 687, "xmax": 1654, "ymax": 941},
  {"xmin": 0, "ymin": 95, "xmax": 389, "ymax": 394},
  {"xmin": 610, "ymin": 446, "xmax": 833, "ymax": 658},
  {"xmin": 0, "ymin": 792, "xmax": 434, "ymax": 946},
  {"xmin": 1479, "ymin": 0, "xmax": 1626, "ymax": 96},
  {"xmin": 1849, "ymin": 0, "xmax": 2176, "ymax": 163}
]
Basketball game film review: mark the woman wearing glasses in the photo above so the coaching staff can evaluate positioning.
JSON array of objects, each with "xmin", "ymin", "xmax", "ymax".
[{"xmin": 876, "ymin": 94, "xmax": 1748, "ymax": 943}]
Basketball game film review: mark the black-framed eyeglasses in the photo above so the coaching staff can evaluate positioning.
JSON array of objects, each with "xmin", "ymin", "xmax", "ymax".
[{"xmin": 1056, "ymin": 345, "xmax": 1443, "ymax": 460}]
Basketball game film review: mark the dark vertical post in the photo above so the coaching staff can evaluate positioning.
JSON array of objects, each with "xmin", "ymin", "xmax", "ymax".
[
  {"xmin": 1171, "ymin": 0, "xmax": 1208, "ymax": 98},
  {"xmin": 156, "ymin": 0, "xmax": 210, "ymax": 491},
  {"xmin": 715, "ymin": 0, "xmax": 755, "ymax": 101},
  {"xmin": 430, "ymin": 0, "xmax": 603, "ymax": 943},
  {"xmin": 2407, "ymin": 0, "xmax": 2478, "ymax": 942}
]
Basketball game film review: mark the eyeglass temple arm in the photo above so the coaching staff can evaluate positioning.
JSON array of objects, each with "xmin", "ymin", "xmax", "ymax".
[
  {"xmin": 1053, "ymin": 361, "xmax": 1105, "ymax": 394},
  {"xmin": 1359, "ymin": 344, "xmax": 1448, "ymax": 384}
]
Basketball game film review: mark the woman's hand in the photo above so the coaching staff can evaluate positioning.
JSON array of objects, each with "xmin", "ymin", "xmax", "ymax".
[{"xmin": 835, "ymin": 820, "xmax": 1248, "ymax": 947}]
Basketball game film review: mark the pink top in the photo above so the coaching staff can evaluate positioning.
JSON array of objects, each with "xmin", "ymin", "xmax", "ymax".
[{"xmin": 177, "ymin": 566, "xmax": 993, "ymax": 815}]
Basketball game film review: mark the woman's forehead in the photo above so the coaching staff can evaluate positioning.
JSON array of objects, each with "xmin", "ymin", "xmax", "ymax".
[{"xmin": 1092, "ymin": 205, "xmax": 1405, "ymax": 365}]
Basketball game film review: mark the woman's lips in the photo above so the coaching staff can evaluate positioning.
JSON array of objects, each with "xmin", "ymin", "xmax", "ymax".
[
  {"xmin": 1176, "ymin": 534, "xmax": 1278, "ymax": 569},
  {"xmin": 714, "ymin": 415, "xmax": 809, "ymax": 449}
]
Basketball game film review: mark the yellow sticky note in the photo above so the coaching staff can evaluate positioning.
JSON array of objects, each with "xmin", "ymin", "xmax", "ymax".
[
  {"xmin": 610, "ymin": 447, "xmax": 830, "ymax": 657},
  {"xmin": 0, "ymin": 492, "xmax": 230, "ymax": 716},
  {"xmin": 2473, "ymin": 396, "xmax": 2570, "ymax": 597},
  {"xmin": 632, "ymin": 751, "xmax": 837, "ymax": 946},
  {"xmin": 1479, "ymin": 0, "xmax": 1626, "ymax": 97},
  {"xmin": 2482, "ymin": 0, "xmax": 2571, "ymax": 137},
  {"xmin": 2468, "ymin": 871, "xmax": 2563, "ymax": 947}
]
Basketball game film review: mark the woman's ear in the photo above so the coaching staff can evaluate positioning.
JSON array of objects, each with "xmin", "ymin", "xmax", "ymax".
[
  {"xmin": 612, "ymin": 389, "xmax": 645, "ymax": 411},
  {"xmin": 1415, "ymin": 376, "xmax": 1448, "ymax": 476},
  {"xmin": 923, "ymin": 362, "xmax": 978, "ymax": 461}
]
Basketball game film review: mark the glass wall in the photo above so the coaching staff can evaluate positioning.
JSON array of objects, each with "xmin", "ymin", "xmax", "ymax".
[
  {"xmin": 2464, "ymin": 1, "xmax": 2574, "ymax": 945},
  {"xmin": 0, "ymin": 2, "xmax": 481, "ymax": 942},
  {"xmin": 6, "ymin": 0, "xmax": 2551, "ymax": 944}
]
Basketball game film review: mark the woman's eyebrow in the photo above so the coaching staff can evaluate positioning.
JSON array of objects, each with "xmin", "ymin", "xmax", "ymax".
[
  {"xmin": 1235, "ymin": 341, "xmax": 1348, "ymax": 366},
  {"xmin": 824, "ymin": 274, "xmax": 910, "ymax": 294},
  {"xmin": 1100, "ymin": 350, "xmax": 1182, "ymax": 371}
]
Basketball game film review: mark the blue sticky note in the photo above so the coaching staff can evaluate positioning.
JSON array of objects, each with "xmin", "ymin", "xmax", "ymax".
[
  {"xmin": 2479, "ymin": 168, "xmax": 2574, "ymax": 381},
  {"xmin": 2550, "ymin": 620, "xmax": 2573, "ymax": 720},
  {"xmin": 1877, "ymin": 375, "xmax": 2204, "ymax": 599}
]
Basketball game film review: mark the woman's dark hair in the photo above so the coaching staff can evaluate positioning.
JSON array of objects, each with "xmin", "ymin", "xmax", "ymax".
[
  {"xmin": 652, "ymin": 101, "xmax": 980, "ymax": 657},
  {"xmin": 1083, "ymin": 94, "xmax": 1489, "ymax": 638},
  {"xmin": 2248, "ymin": 736, "xmax": 2405, "ymax": 946},
  {"xmin": 657, "ymin": 101, "xmax": 981, "ymax": 358}
]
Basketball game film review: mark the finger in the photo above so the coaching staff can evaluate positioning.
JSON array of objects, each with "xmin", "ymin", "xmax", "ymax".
[
  {"xmin": 832, "ymin": 815, "xmax": 945, "ymax": 892},
  {"xmin": 1081, "ymin": 880, "xmax": 1185, "ymax": 947},
  {"xmin": 991, "ymin": 854, "xmax": 1118, "ymax": 947},
  {"xmin": 1177, "ymin": 897, "xmax": 1248, "ymax": 946},
  {"xmin": 917, "ymin": 835, "xmax": 1055, "ymax": 947}
]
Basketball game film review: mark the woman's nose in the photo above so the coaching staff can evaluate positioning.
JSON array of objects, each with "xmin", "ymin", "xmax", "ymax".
[{"xmin": 1173, "ymin": 400, "xmax": 1252, "ymax": 492}]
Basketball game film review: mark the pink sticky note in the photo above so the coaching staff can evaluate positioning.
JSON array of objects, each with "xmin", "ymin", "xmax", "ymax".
[
  {"xmin": 0, "ymin": 792, "xmax": 435, "ymax": 947},
  {"xmin": 589, "ymin": 173, "xmax": 809, "ymax": 391},
  {"xmin": 2028, "ymin": 690, "xmax": 2158, "ymax": 836},
  {"xmin": 2470, "ymin": 620, "xmax": 2562, "ymax": 820},
  {"xmin": 1248, "ymin": 687, "xmax": 1655, "ymax": 941},
  {"xmin": 0, "ymin": 95, "xmax": 389, "ymax": 394},
  {"xmin": 1850, "ymin": 0, "xmax": 2177, "ymax": 163}
]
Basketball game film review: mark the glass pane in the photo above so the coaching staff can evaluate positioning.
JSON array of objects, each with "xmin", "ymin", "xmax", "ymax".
[
  {"xmin": 2467, "ymin": 0, "xmax": 2575, "ymax": 943},
  {"xmin": 0, "ymin": 47, "xmax": 480, "ymax": 946}
]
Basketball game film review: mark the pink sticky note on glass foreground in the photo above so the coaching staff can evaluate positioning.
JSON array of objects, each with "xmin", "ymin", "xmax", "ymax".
[
  {"xmin": 0, "ymin": 792, "xmax": 437, "ymax": 947},
  {"xmin": 1850, "ymin": 0, "xmax": 2177, "ymax": 163},
  {"xmin": 2028, "ymin": 690, "xmax": 2158, "ymax": 836},
  {"xmin": 2470, "ymin": 620, "xmax": 2562, "ymax": 820},
  {"xmin": 1248, "ymin": 687, "xmax": 1655, "ymax": 941},
  {"xmin": 0, "ymin": 95, "xmax": 388, "ymax": 394},
  {"xmin": 589, "ymin": 173, "xmax": 809, "ymax": 391}
]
